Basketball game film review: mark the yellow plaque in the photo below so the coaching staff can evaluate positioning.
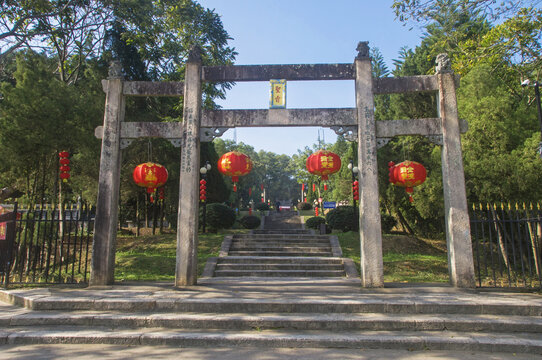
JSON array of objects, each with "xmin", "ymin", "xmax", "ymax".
[{"xmin": 270, "ymin": 79, "xmax": 286, "ymax": 108}]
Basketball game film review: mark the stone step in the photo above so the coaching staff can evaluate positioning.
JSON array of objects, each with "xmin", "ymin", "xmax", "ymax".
[
  {"xmin": 215, "ymin": 264, "xmax": 345, "ymax": 271},
  {"xmin": 17, "ymin": 295, "xmax": 542, "ymax": 315},
  {"xmin": 228, "ymin": 251, "xmax": 332, "ymax": 257},
  {"xmin": 236, "ymin": 234, "xmax": 324, "ymax": 239},
  {"xmin": 217, "ymin": 256, "xmax": 343, "ymax": 264},
  {"xmin": 1, "ymin": 326, "xmax": 541, "ymax": 353},
  {"xmin": 213, "ymin": 270, "xmax": 345, "ymax": 277},
  {"xmin": 2, "ymin": 312, "xmax": 542, "ymax": 333},
  {"xmin": 253, "ymin": 230, "xmax": 310, "ymax": 234},
  {"xmin": 229, "ymin": 246, "xmax": 332, "ymax": 252},
  {"xmin": 232, "ymin": 239, "xmax": 330, "ymax": 244}
]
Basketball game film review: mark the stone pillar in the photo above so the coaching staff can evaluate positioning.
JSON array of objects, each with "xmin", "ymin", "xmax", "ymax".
[
  {"xmin": 90, "ymin": 61, "xmax": 125, "ymax": 286},
  {"xmin": 354, "ymin": 42, "xmax": 384, "ymax": 287},
  {"xmin": 175, "ymin": 46, "xmax": 203, "ymax": 286},
  {"xmin": 436, "ymin": 54, "xmax": 476, "ymax": 288}
]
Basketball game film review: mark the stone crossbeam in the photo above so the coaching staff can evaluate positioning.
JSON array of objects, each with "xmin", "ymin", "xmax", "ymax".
[
  {"xmin": 94, "ymin": 111, "xmax": 467, "ymax": 141},
  {"xmin": 202, "ymin": 64, "xmax": 355, "ymax": 82},
  {"xmin": 115, "ymin": 73, "xmax": 446, "ymax": 97}
]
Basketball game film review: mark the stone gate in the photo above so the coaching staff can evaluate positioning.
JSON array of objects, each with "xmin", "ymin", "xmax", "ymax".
[{"xmin": 91, "ymin": 42, "xmax": 475, "ymax": 288}]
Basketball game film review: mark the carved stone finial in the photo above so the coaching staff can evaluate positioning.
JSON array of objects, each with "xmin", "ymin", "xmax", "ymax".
[
  {"xmin": 187, "ymin": 45, "xmax": 203, "ymax": 63},
  {"xmin": 108, "ymin": 60, "xmax": 123, "ymax": 79},
  {"xmin": 435, "ymin": 53, "xmax": 452, "ymax": 74},
  {"xmin": 356, "ymin": 41, "xmax": 370, "ymax": 59}
]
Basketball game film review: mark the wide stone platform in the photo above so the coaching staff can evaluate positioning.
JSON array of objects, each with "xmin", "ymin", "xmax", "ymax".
[{"xmin": 0, "ymin": 278, "xmax": 541, "ymax": 354}]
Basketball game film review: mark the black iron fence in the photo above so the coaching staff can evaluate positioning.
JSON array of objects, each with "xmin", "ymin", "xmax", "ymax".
[
  {"xmin": 470, "ymin": 203, "xmax": 542, "ymax": 290},
  {"xmin": 0, "ymin": 202, "xmax": 94, "ymax": 287}
]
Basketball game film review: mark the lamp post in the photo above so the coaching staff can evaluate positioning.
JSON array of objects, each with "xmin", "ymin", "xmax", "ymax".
[
  {"xmin": 521, "ymin": 79, "xmax": 542, "ymax": 157},
  {"xmin": 347, "ymin": 160, "xmax": 359, "ymax": 208},
  {"xmin": 199, "ymin": 161, "xmax": 211, "ymax": 233}
]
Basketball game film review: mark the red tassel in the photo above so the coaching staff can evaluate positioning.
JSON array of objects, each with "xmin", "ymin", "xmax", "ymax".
[
  {"xmin": 312, "ymin": 183, "xmax": 316, "ymax": 192},
  {"xmin": 324, "ymin": 184, "xmax": 328, "ymax": 191},
  {"xmin": 233, "ymin": 183, "xmax": 237, "ymax": 192},
  {"xmin": 409, "ymin": 195, "xmax": 413, "ymax": 203}
]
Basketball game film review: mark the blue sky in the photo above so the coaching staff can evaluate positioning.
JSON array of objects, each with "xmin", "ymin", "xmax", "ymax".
[{"xmin": 197, "ymin": 0, "xmax": 424, "ymax": 156}]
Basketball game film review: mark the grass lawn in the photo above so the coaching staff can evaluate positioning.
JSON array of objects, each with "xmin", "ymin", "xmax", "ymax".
[
  {"xmin": 114, "ymin": 228, "xmax": 449, "ymax": 283},
  {"xmin": 115, "ymin": 229, "xmax": 249, "ymax": 281},
  {"xmin": 336, "ymin": 231, "xmax": 449, "ymax": 283}
]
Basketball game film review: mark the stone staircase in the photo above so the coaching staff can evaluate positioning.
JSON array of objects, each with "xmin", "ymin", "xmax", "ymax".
[
  {"xmin": 204, "ymin": 230, "xmax": 358, "ymax": 278},
  {"xmin": 1, "ymin": 281, "xmax": 542, "ymax": 353}
]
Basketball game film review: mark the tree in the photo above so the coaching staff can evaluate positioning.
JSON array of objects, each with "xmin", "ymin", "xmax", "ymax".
[
  {"xmin": 0, "ymin": 51, "xmax": 103, "ymax": 205},
  {"xmin": 392, "ymin": 0, "xmax": 537, "ymax": 25},
  {"xmin": 0, "ymin": 0, "xmax": 113, "ymax": 81}
]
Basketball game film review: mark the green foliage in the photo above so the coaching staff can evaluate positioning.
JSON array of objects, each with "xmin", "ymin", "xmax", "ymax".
[
  {"xmin": 255, "ymin": 203, "xmax": 270, "ymax": 211},
  {"xmin": 297, "ymin": 202, "xmax": 312, "ymax": 210},
  {"xmin": 205, "ymin": 203, "xmax": 236, "ymax": 232},
  {"xmin": 238, "ymin": 215, "xmax": 261, "ymax": 229},
  {"xmin": 325, "ymin": 206, "xmax": 359, "ymax": 232},
  {"xmin": 305, "ymin": 216, "xmax": 326, "ymax": 230},
  {"xmin": 381, "ymin": 213, "xmax": 398, "ymax": 234}
]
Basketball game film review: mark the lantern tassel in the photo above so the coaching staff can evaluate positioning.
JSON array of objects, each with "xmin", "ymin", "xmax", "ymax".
[
  {"xmin": 409, "ymin": 195, "xmax": 414, "ymax": 203},
  {"xmin": 233, "ymin": 183, "xmax": 237, "ymax": 192},
  {"xmin": 324, "ymin": 183, "xmax": 328, "ymax": 191}
]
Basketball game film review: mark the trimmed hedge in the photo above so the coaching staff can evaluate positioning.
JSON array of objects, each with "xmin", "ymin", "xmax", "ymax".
[
  {"xmin": 305, "ymin": 216, "xmax": 326, "ymax": 229},
  {"xmin": 325, "ymin": 206, "xmax": 359, "ymax": 232},
  {"xmin": 297, "ymin": 202, "xmax": 312, "ymax": 210},
  {"xmin": 255, "ymin": 203, "xmax": 270, "ymax": 211},
  {"xmin": 205, "ymin": 203, "xmax": 236, "ymax": 232},
  {"xmin": 239, "ymin": 215, "xmax": 261, "ymax": 229}
]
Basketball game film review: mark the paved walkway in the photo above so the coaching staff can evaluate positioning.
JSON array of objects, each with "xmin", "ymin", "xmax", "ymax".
[
  {"xmin": 263, "ymin": 210, "xmax": 303, "ymax": 230},
  {"xmin": 0, "ymin": 344, "xmax": 539, "ymax": 359}
]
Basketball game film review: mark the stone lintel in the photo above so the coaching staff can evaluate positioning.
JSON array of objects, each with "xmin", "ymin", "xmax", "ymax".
[
  {"xmin": 374, "ymin": 75, "xmax": 438, "ymax": 94},
  {"xmin": 123, "ymin": 81, "xmax": 184, "ymax": 97},
  {"xmin": 202, "ymin": 64, "xmax": 355, "ymax": 82},
  {"xmin": 201, "ymin": 108, "xmax": 357, "ymax": 127},
  {"xmin": 94, "ymin": 115, "xmax": 468, "ymax": 140}
]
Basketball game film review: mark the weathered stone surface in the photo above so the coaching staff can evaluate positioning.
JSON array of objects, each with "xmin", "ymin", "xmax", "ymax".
[
  {"xmin": 175, "ymin": 46, "xmax": 203, "ymax": 287},
  {"xmin": 374, "ymin": 75, "xmax": 438, "ymax": 94},
  {"xmin": 90, "ymin": 74, "xmax": 125, "ymax": 286},
  {"xmin": 438, "ymin": 72, "xmax": 476, "ymax": 288},
  {"xmin": 202, "ymin": 63, "xmax": 355, "ymax": 82},
  {"xmin": 201, "ymin": 108, "xmax": 357, "ymax": 127},
  {"xmin": 123, "ymin": 81, "xmax": 184, "ymax": 97},
  {"xmin": 355, "ymin": 55, "xmax": 384, "ymax": 288}
]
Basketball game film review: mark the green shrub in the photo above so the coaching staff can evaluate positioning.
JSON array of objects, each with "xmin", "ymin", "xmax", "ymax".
[
  {"xmin": 326, "ymin": 206, "xmax": 359, "ymax": 232},
  {"xmin": 305, "ymin": 216, "xmax": 326, "ymax": 229},
  {"xmin": 380, "ymin": 213, "xmax": 397, "ymax": 233},
  {"xmin": 255, "ymin": 202, "xmax": 270, "ymax": 211},
  {"xmin": 239, "ymin": 215, "xmax": 261, "ymax": 229},
  {"xmin": 205, "ymin": 203, "xmax": 236, "ymax": 232},
  {"xmin": 297, "ymin": 202, "xmax": 312, "ymax": 210}
]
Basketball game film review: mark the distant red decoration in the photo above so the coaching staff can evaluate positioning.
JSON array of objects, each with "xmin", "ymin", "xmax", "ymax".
[
  {"xmin": 133, "ymin": 162, "xmax": 168, "ymax": 202},
  {"xmin": 352, "ymin": 180, "xmax": 359, "ymax": 201},
  {"xmin": 199, "ymin": 179, "xmax": 207, "ymax": 202},
  {"xmin": 217, "ymin": 151, "xmax": 253, "ymax": 192},
  {"xmin": 306, "ymin": 150, "xmax": 341, "ymax": 191},
  {"xmin": 59, "ymin": 151, "xmax": 70, "ymax": 183},
  {"xmin": 158, "ymin": 187, "xmax": 165, "ymax": 200},
  {"xmin": 388, "ymin": 161, "xmax": 427, "ymax": 202}
]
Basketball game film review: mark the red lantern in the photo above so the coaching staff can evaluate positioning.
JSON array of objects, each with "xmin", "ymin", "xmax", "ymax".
[
  {"xmin": 199, "ymin": 179, "xmax": 207, "ymax": 202},
  {"xmin": 306, "ymin": 150, "xmax": 341, "ymax": 190},
  {"xmin": 388, "ymin": 161, "xmax": 427, "ymax": 202},
  {"xmin": 217, "ymin": 151, "xmax": 253, "ymax": 192},
  {"xmin": 59, "ymin": 151, "xmax": 71, "ymax": 183},
  {"xmin": 352, "ymin": 180, "xmax": 359, "ymax": 201},
  {"xmin": 133, "ymin": 162, "xmax": 169, "ymax": 200}
]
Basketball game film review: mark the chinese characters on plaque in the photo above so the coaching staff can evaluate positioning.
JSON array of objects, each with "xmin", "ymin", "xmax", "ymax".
[{"xmin": 269, "ymin": 79, "xmax": 286, "ymax": 109}]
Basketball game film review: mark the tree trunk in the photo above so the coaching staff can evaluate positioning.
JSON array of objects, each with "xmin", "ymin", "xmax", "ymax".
[{"xmin": 490, "ymin": 207, "xmax": 511, "ymax": 271}]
